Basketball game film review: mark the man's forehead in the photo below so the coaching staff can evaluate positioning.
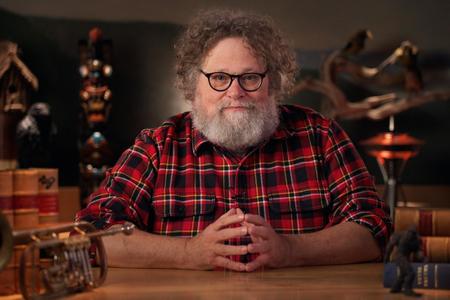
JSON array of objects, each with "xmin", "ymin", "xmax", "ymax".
[
  {"xmin": 207, "ymin": 67, "xmax": 261, "ymax": 73},
  {"xmin": 201, "ymin": 37, "xmax": 266, "ymax": 71}
]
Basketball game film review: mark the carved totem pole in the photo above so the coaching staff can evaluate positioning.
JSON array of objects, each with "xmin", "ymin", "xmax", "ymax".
[{"xmin": 78, "ymin": 28, "xmax": 113, "ymax": 207}]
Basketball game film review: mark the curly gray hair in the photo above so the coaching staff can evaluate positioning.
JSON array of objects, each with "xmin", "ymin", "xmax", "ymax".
[{"xmin": 174, "ymin": 9, "xmax": 298, "ymax": 102}]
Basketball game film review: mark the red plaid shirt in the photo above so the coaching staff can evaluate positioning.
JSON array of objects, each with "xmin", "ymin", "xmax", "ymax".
[{"xmin": 76, "ymin": 104, "xmax": 391, "ymax": 258}]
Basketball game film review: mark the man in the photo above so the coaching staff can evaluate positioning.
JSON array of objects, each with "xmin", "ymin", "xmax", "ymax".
[{"xmin": 76, "ymin": 10, "xmax": 391, "ymax": 272}]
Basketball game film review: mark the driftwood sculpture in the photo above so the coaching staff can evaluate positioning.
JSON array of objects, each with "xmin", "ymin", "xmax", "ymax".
[{"xmin": 293, "ymin": 30, "xmax": 450, "ymax": 120}]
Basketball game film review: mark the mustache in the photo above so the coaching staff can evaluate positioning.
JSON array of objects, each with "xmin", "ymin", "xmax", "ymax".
[{"xmin": 218, "ymin": 100, "xmax": 256, "ymax": 111}]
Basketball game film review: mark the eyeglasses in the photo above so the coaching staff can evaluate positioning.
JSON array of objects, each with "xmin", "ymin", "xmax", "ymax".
[{"xmin": 199, "ymin": 70, "xmax": 267, "ymax": 92}]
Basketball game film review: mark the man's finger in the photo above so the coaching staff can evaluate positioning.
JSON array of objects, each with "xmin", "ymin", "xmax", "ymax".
[
  {"xmin": 247, "ymin": 241, "xmax": 269, "ymax": 254},
  {"xmin": 241, "ymin": 221, "xmax": 254, "ymax": 231},
  {"xmin": 218, "ymin": 208, "xmax": 236, "ymax": 220},
  {"xmin": 245, "ymin": 213, "xmax": 268, "ymax": 226},
  {"xmin": 215, "ymin": 244, "xmax": 248, "ymax": 256},
  {"xmin": 245, "ymin": 254, "xmax": 269, "ymax": 272},
  {"xmin": 236, "ymin": 207, "xmax": 245, "ymax": 217},
  {"xmin": 248, "ymin": 224, "xmax": 270, "ymax": 239},
  {"xmin": 250, "ymin": 234, "xmax": 264, "ymax": 243},
  {"xmin": 212, "ymin": 212, "xmax": 245, "ymax": 230},
  {"xmin": 242, "ymin": 222, "xmax": 263, "ymax": 243},
  {"xmin": 215, "ymin": 226, "xmax": 248, "ymax": 242},
  {"xmin": 213, "ymin": 256, "xmax": 246, "ymax": 272}
]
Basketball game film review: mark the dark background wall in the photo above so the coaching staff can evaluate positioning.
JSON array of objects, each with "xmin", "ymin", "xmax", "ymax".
[
  {"xmin": 0, "ymin": 1, "xmax": 449, "ymax": 186},
  {"xmin": 0, "ymin": 9, "xmax": 183, "ymax": 185}
]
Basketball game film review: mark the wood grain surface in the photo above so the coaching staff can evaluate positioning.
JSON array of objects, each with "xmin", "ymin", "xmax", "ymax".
[
  {"xmin": 70, "ymin": 263, "xmax": 450, "ymax": 300},
  {"xmin": 2, "ymin": 263, "xmax": 450, "ymax": 299}
]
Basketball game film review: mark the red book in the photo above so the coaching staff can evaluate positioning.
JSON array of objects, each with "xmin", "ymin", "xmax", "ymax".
[
  {"xmin": 395, "ymin": 207, "xmax": 450, "ymax": 236},
  {"xmin": 13, "ymin": 169, "xmax": 39, "ymax": 229}
]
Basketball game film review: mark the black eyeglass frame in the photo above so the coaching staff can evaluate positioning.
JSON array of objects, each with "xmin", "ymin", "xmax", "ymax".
[{"xmin": 199, "ymin": 69, "xmax": 268, "ymax": 92}]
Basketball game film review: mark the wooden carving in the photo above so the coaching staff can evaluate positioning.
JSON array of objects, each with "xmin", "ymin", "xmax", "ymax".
[{"xmin": 293, "ymin": 30, "xmax": 450, "ymax": 120}]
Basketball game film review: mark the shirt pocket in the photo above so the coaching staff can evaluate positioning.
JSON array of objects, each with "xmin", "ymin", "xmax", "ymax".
[
  {"xmin": 267, "ymin": 192, "xmax": 329, "ymax": 234},
  {"xmin": 152, "ymin": 195, "xmax": 216, "ymax": 236},
  {"xmin": 153, "ymin": 195, "xmax": 216, "ymax": 218}
]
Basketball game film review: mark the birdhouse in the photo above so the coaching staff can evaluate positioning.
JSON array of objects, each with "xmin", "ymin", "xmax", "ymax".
[
  {"xmin": 0, "ymin": 41, "xmax": 38, "ymax": 113},
  {"xmin": 0, "ymin": 41, "xmax": 38, "ymax": 167}
]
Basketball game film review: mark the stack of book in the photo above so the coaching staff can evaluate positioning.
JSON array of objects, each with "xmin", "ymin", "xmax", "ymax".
[
  {"xmin": 0, "ymin": 168, "xmax": 59, "ymax": 295},
  {"xmin": 0, "ymin": 168, "xmax": 59, "ymax": 229},
  {"xmin": 384, "ymin": 207, "xmax": 450, "ymax": 289}
]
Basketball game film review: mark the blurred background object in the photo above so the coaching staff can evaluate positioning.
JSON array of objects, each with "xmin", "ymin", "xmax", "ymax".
[
  {"xmin": 78, "ymin": 28, "xmax": 113, "ymax": 207},
  {"xmin": 16, "ymin": 102, "xmax": 57, "ymax": 168},
  {"xmin": 0, "ymin": 40, "xmax": 38, "ymax": 170}
]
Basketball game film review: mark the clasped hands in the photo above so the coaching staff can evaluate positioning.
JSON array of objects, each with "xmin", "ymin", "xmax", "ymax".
[{"xmin": 184, "ymin": 208, "xmax": 292, "ymax": 272}]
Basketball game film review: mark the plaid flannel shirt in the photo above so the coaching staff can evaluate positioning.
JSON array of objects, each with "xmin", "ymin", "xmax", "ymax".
[{"xmin": 76, "ymin": 104, "xmax": 391, "ymax": 259}]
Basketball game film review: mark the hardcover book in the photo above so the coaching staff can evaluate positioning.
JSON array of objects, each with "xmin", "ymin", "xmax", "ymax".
[
  {"xmin": 421, "ymin": 236, "xmax": 450, "ymax": 263},
  {"xmin": 384, "ymin": 263, "xmax": 450, "ymax": 289},
  {"xmin": 395, "ymin": 208, "xmax": 450, "ymax": 236}
]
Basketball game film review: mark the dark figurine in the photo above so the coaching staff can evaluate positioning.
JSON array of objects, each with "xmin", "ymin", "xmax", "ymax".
[
  {"xmin": 384, "ymin": 226, "xmax": 424, "ymax": 297},
  {"xmin": 16, "ymin": 102, "xmax": 57, "ymax": 168}
]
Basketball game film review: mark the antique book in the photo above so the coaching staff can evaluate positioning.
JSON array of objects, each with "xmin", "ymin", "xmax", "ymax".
[
  {"xmin": 383, "ymin": 262, "xmax": 450, "ymax": 289},
  {"xmin": 0, "ymin": 245, "xmax": 40, "ymax": 295},
  {"xmin": 13, "ymin": 169, "xmax": 39, "ymax": 229},
  {"xmin": 36, "ymin": 168, "xmax": 59, "ymax": 224},
  {"xmin": 0, "ymin": 169, "xmax": 14, "ymax": 225},
  {"xmin": 395, "ymin": 207, "xmax": 450, "ymax": 236},
  {"xmin": 422, "ymin": 236, "xmax": 450, "ymax": 263}
]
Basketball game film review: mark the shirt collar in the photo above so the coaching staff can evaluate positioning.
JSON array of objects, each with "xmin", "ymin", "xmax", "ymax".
[
  {"xmin": 270, "ymin": 116, "xmax": 296, "ymax": 140},
  {"xmin": 191, "ymin": 125, "xmax": 211, "ymax": 156}
]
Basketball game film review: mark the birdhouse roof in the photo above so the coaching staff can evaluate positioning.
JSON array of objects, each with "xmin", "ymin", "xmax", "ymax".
[{"xmin": 0, "ymin": 41, "xmax": 39, "ymax": 90}]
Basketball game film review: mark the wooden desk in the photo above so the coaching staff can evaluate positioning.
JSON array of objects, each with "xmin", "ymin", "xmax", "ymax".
[
  {"xmin": 73, "ymin": 263, "xmax": 449, "ymax": 299},
  {"xmin": 3, "ymin": 263, "xmax": 450, "ymax": 299}
]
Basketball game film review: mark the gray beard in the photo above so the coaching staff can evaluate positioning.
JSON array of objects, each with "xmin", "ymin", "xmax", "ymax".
[{"xmin": 191, "ymin": 98, "xmax": 280, "ymax": 153}]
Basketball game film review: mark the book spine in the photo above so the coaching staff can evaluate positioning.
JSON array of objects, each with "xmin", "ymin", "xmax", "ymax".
[
  {"xmin": 0, "ymin": 170, "xmax": 14, "ymax": 226},
  {"xmin": 36, "ymin": 168, "xmax": 59, "ymax": 224},
  {"xmin": 13, "ymin": 245, "xmax": 40, "ymax": 293},
  {"xmin": 13, "ymin": 169, "xmax": 39, "ymax": 229},
  {"xmin": 422, "ymin": 236, "xmax": 450, "ymax": 263},
  {"xmin": 383, "ymin": 263, "xmax": 450, "ymax": 289},
  {"xmin": 395, "ymin": 208, "xmax": 450, "ymax": 236}
]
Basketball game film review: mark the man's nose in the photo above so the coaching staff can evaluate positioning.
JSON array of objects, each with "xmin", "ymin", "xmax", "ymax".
[{"xmin": 226, "ymin": 78, "xmax": 246, "ymax": 98}]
